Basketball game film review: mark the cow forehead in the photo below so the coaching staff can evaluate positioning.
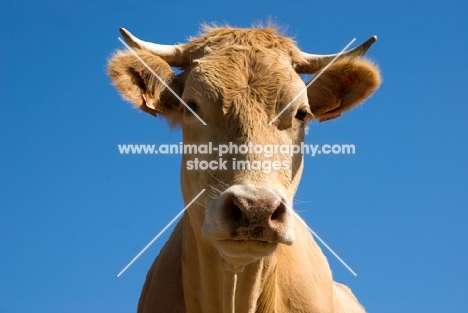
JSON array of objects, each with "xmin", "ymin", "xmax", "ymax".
[{"xmin": 186, "ymin": 45, "xmax": 305, "ymax": 110}]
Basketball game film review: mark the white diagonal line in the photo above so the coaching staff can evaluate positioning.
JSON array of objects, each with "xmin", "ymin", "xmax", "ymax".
[
  {"xmin": 268, "ymin": 189, "xmax": 357, "ymax": 276},
  {"xmin": 118, "ymin": 37, "xmax": 207, "ymax": 126},
  {"xmin": 299, "ymin": 220, "xmax": 357, "ymax": 276},
  {"xmin": 268, "ymin": 38, "xmax": 356, "ymax": 125},
  {"xmin": 117, "ymin": 189, "xmax": 206, "ymax": 277}
]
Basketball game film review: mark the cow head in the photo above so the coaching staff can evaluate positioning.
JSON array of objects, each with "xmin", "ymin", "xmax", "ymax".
[{"xmin": 108, "ymin": 26, "xmax": 380, "ymax": 270}]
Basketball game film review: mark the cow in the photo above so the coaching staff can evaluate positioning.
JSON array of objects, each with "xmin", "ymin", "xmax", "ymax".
[{"xmin": 108, "ymin": 24, "xmax": 381, "ymax": 313}]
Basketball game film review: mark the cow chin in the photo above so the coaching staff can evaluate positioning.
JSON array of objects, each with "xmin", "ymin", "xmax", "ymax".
[{"xmin": 214, "ymin": 240, "xmax": 278, "ymax": 268}]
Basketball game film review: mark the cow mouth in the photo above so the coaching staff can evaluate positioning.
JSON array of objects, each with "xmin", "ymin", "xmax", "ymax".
[{"xmin": 213, "ymin": 239, "xmax": 278, "ymax": 266}]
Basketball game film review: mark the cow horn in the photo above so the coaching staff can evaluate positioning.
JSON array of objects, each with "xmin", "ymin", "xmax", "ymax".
[
  {"xmin": 298, "ymin": 36, "xmax": 377, "ymax": 73},
  {"xmin": 119, "ymin": 28, "xmax": 186, "ymax": 67}
]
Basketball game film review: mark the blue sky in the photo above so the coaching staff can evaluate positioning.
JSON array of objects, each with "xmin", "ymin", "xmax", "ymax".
[{"xmin": 1, "ymin": 0, "xmax": 467, "ymax": 312}]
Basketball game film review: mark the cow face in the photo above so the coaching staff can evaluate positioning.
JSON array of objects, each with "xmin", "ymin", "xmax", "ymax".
[{"xmin": 108, "ymin": 26, "xmax": 380, "ymax": 268}]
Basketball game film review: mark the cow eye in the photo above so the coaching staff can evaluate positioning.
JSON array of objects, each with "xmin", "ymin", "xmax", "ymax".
[
  {"xmin": 184, "ymin": 101, "xmax": 198, "ymax": 114},
  {"xmin": 295, "ymin": 108, "xmax": 308, "ymax": 121}
]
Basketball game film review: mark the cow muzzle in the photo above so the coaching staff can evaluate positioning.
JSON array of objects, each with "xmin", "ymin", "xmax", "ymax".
[{"xmin": 202, "ymin": 185, "xmax": 295, "ymax": 264}]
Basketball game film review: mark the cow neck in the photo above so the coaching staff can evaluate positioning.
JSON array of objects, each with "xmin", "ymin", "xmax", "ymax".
[
  {"xmin": 220, "ymin": 267, "xmax": 236, "ymax": 313},
  {"xmin": 181, "ymin": 213, "xmax": 279, "ymax": 313}
]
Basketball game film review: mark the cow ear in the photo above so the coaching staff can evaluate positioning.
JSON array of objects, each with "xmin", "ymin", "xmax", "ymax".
[
  {"xmin": 107, "ymin": 50, "xmax": 181, "ymax": 117},
  {"xmin": 307, "ymin": 58, "xmax": 381, "ymax": 122}
]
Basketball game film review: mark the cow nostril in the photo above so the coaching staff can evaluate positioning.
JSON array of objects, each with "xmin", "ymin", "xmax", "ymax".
[
  {"xmin": 225, "ymin": 202, "xmax": 244, "ymax": 222},
  {"xmin": 271, "ymin": 202, "xmax": 286, "ymax": 222},
  {"xmin": 232, "ymin": 204, "xmax": 243, "ymax": 221}
]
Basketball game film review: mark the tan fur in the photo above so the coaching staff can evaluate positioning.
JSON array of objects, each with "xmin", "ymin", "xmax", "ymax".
[
  {"xmin": 307, "ymin": 58, "xmax": 381, "ymax": 121},
  {"xmin": 107, "ymin": 25, "xmax": 380, "ymax": 313},
  {"xmin": 107, "ymin": 50, "xmax": 181, "ymax": 119},
  {"xmin": 183, "ymin": 25, "xmax": 306, "ymax": 70}
]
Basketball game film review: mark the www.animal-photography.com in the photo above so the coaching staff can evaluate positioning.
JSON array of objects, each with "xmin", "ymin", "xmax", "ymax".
[{"xmin": 1, "ymin": 1, "xmax": 467, "ymax": 312}]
